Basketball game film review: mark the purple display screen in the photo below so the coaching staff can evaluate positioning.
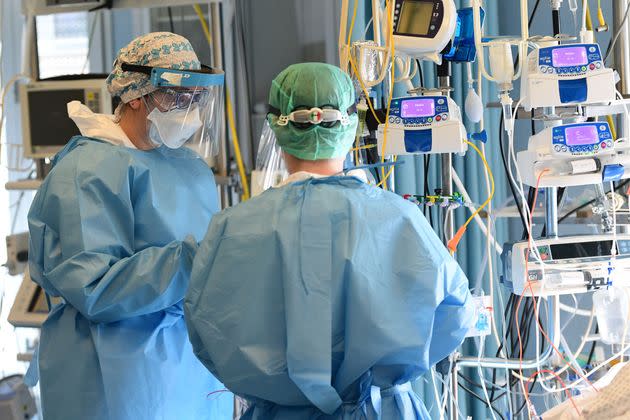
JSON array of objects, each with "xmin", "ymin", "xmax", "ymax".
[
  {"xmin": 401, "ymin": 99, "xmax": 435, "ymax": 118},
  {"xmin": 552, "ymin": 47, "xmax": 588, "ymax": 67},
  {"xmin": 565, "ymin": 125, "xmax": 599, "ymax": 146}
]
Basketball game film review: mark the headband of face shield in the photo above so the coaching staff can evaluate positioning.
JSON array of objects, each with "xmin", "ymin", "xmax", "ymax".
[
  {"xmin": 121, "ymin": 62, "xmax": 225, "ymax": 157},
  {"xmin": 267, "ymin": 62, "xmax": 359, "ymax": 161},
  {"xmin": 267, "ymin": 104, "xmax": 357, "ymax": 129}
]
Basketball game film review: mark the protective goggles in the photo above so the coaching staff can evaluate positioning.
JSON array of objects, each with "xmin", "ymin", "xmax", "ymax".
[
  {"xmin": 147, "ymin": 88, "xmax": 209, "ymax": 112},
  {"xmin": 121, "ymin": 62, "xmax": 224, "ymax": 88},
  {"xmin": 268, "ymin": 105, "xmax": 357, "ymax": 129}
]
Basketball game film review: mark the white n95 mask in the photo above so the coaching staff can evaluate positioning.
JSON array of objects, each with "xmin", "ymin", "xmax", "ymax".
[{"xmin": 147, "ymin": 106, "xmax": 203, "ymax": 149}]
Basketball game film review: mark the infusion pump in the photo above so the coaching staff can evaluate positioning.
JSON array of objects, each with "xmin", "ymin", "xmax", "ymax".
[
  {"xmin": 520, "ymin": 43, "xmax": 616, "ymax": 110},
  {"xmin": 503, "ymin": 234, "xmax": 630, "ymax": 296},
  {"xmin": 377, "ymin": 95, "xmax": 467, "ymax": 155},
  {"xmin": 529, "ymin": 122, "xmax": 615, "ymax": 157},
  {"xmin": 516, "ymin": 122, "xmax": 630, "ymax": 187}
]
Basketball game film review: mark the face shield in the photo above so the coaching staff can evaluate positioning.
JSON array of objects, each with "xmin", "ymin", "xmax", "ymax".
[
  {"xmin": 121, "ymin": 62, "xmax": 224, "ymax": 157},
  {"xmin": 251, "ymin": 120, "xmax": 287, "ymax": 197}
]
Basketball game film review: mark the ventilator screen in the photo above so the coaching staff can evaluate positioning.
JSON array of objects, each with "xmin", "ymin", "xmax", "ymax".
[{"xmin": 397, "ymin": 1, "xmax": 434, "ymax": 35}]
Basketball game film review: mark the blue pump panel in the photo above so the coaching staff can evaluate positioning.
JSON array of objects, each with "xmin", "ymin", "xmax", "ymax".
[
  {"xmin": 602, "ymin": 164, "xmax": 625, "ymax": 182},
  {"xmin": 404, "ymin": 129, "xmax": 432, "ymax": 153},
  {"xmin": 559, "ymin": 78, "xmax": 588, "ymax": 103},
  {"xmin": 443, "ymin": 7, "xmax": 485, "ymax": 63}
]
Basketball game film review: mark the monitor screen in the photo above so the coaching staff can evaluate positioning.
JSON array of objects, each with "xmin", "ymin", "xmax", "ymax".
[
  {"xmin": 397, "ymin": 1, "xmax": 434, "ymax": 36},
  {"xmin": 401, "ymin": 98, "xmax": 435, "ymax": 117},
  {"xmin": 27, "ymin": 89, "xmax": 83, "ymax": 149},
  {"xmin": 552, "ymin": 46, "xmax": 588, "ymax": 67},
  {"xmin": 565, "ymin": 125, "xmax": 599, "ymax": 146},
  {"xmin": 550, "ymin": 240, "xmax": 613, "ymax": 260}
]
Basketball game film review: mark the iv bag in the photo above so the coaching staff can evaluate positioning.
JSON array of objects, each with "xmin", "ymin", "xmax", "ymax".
[{"xmin": 593, "ymin": 287, "xmax": 630, "ymax": 345}]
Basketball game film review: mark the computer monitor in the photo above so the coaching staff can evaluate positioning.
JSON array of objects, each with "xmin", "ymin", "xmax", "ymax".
[
  {"xmin": 8, "ymin": 268, "xmax": 60, "ymax": 328},
  {"xmin": 20, "ymin": 78, "xmax": 111, "ymax": 159}
]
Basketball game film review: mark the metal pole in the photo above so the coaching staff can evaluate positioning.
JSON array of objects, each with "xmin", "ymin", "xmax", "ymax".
[
  {"xmin": 210, "ymin": 2, "xmax": 231, "ymax": 208},
  {"xmin": 614, "ymin": 1, "xmax": 630, "ymax": 97},
  {"xmin": 436, "ymin": 68, "xmax": 458, "ymax": 420},
  {"xmin": 439, "ymin": 75, "xmax": 454, "ymax": 242},
  {"xmin": 546, "ymin": 187, "xmax": 558, "ymax": 238},
  {"xmin": 458, "ymin": 295, "xmax": 558, "ymax": 368}
]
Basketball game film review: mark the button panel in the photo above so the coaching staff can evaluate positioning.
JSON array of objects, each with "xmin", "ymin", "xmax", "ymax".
[
  {"xmin": 537, "ymin": 43, "xmax": 604, "ymax": 77},
  {"xmin": 386, "ymin": 96, "xmax": 451, "ymax": 128},
  {"xmin": 551, "ymin": 122, "xmax": 613, "ymax": 156}
]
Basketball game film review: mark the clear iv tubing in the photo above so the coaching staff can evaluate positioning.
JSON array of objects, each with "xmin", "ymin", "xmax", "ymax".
[{"xmin": 569, "ymin": 0, "xmax": 578, "ymax": 33}]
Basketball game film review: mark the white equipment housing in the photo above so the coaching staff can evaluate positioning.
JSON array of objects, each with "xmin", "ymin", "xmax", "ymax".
[
  {"xmin": 503, "ymin": 234, "xmax": 630, "ymax": 296},
  {"xmin": 0, "ymin": 376, "xmax": 37, "ymax": 420},
  {"xmin": 20, "ymin": 78, "xmax": 111, "ymax": 159},
  {"xmin": 9, "ymin": 268, "xmax": 59, "ymax": 328},
  {"xmin": 520, "ymin": 43, "xmax": 615, "ymax": 110},
  {"xmin": 392, "ymin": 0, "xmax": 457, "ymax": 63},
  {"xmin": 377, "ymin": 95, "xmax": 467, "ymax": 155},
  {"xmin": 5, "ymin": 232, "xmax": 29, "ymax": 276},
  {"xmin": 516, "ymin": 122, "xmax": 630, "ymax": 187}
]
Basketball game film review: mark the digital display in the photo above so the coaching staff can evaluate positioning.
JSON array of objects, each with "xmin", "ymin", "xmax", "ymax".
[
  {"xmin": 550, "ymin": 241, "xmax": 613, "ymax": 260},
  {"xmin": 28, "ymin": 89, "xmax": 83, "ymax": 148},
  {"xmin": 552, "ymin": 47, "xmax": 588, "ymax": 67},
  {"xmin": 565, "ymin": 125, "xmax": 599, "ymax": 146},
  {"xmin": 397, "ymin": 1, "xmax": 434, "ymax": 35},
  {"xmin": 401, "ymin": 98, "xmax": 435, "ymax": 118}
]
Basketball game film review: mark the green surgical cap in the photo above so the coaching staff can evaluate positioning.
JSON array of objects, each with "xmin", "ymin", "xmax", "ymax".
[{"xmin": 267, "ymin": 63, "xmax": 358, "ymax": 161}]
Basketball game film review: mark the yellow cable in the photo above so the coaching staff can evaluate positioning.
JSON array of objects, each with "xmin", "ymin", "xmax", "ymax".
[
  {"xmin": 587, "ymin": 5, "xmax": 617, "ymax": 140},
  {"xmin": 607, "ymin": 115, "xmax": 618, "ymax": 140},
  {"xmin": 346, "ymin": 0, "xmax": 382, "ymax": 125},
  {"xmin": 379, "ymin": 0, "xmax": 396, "ymax": 190},
  {"xmin": 347, "ymin": 0, "xmax": 358, "ymax": 47},
  {"xmin": 193, "ymin": 5, "xmax": 212, "ymax": 46},
  {"xmin": 597, "ymin": 0, "xmax": 607, "ymax": 29},
  {"xmin": 347, "ymin": 0, "xmax": 361, "ymax": 165},
  {"xmin": 194, "ymin": 4, "xmax": 249, "ymax": 201},
  {"xmin": 226, "ymin": 87, "xmax": 250, "ymax": 200},
  {"xmin": 586, "ymin": 5, "xmax": 593, "ymax": 31},
  {"xmin": 375, "ymin": 160, "xmax": 396, "ymax": 188},
  {"xmin": 352, "ymin": 144, "xmax": 377, "ymax": 151},
  {"xmin": 447, "ymin": 140, "xmax": 495, "ymax": 253}
]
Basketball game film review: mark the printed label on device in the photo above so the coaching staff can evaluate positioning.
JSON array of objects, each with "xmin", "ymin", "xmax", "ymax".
[{"xmin": 570, "ymin": 159, "xmax": 598, "ymax": 174}]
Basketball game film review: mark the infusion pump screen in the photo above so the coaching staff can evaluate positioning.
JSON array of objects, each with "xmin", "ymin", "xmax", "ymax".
[
  {"xmin": 552, "ymin": 47, "xmax": 588, "ymax": 67},
  {"xmin": 401, "ymin": 99, "xmax": 435, "ymax": 117},
  {"xmin": 397, "ymin": 1, "xmax": 433, "ymax": 35},
  {"xmin": 565, "ymin": 125, "xmax": 599, "ymax": 146}
]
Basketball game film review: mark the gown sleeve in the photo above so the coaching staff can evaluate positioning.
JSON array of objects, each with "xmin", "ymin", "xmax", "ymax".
[{"xmin": 28, "ymin": 146, "xmax": 198, "ymax": 324}]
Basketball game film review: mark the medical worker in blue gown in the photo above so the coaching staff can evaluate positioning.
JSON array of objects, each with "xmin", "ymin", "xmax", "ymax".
[
  {"xmin": 26, "ymin": 32, "xmax": 233, "ymax": 420},
  {"xmin": 185, "ymin": 62, "xmax": 474, "ymax": 419}
]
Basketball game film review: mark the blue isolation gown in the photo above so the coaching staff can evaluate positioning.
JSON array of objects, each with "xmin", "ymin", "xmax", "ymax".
[
  {"xmin": 27, "ymin": 136, "xmax": 233, "ymax": 420},
  {"xmin": 185, "ymin": 175, "xmax": 474, "ymax": 419}
]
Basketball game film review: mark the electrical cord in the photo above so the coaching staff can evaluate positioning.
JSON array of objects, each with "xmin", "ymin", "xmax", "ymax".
[
  {"xmin": 167, "ymin": 7, "xmax": 175, "ymax": 33},
  {"xmin": 604, "ymin": 0, "xmax": 630, "ymax": 63},
  {"xmin": 586, "ymin": 325, "xmax": 599, "ymax": 366},
  {"xmin": 499, "ymin": 111, "xmax": 528, "ymax": 233},
  {"xmin": 458, "ymin": 381, "xmax": 506, "ymax": 420}
]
